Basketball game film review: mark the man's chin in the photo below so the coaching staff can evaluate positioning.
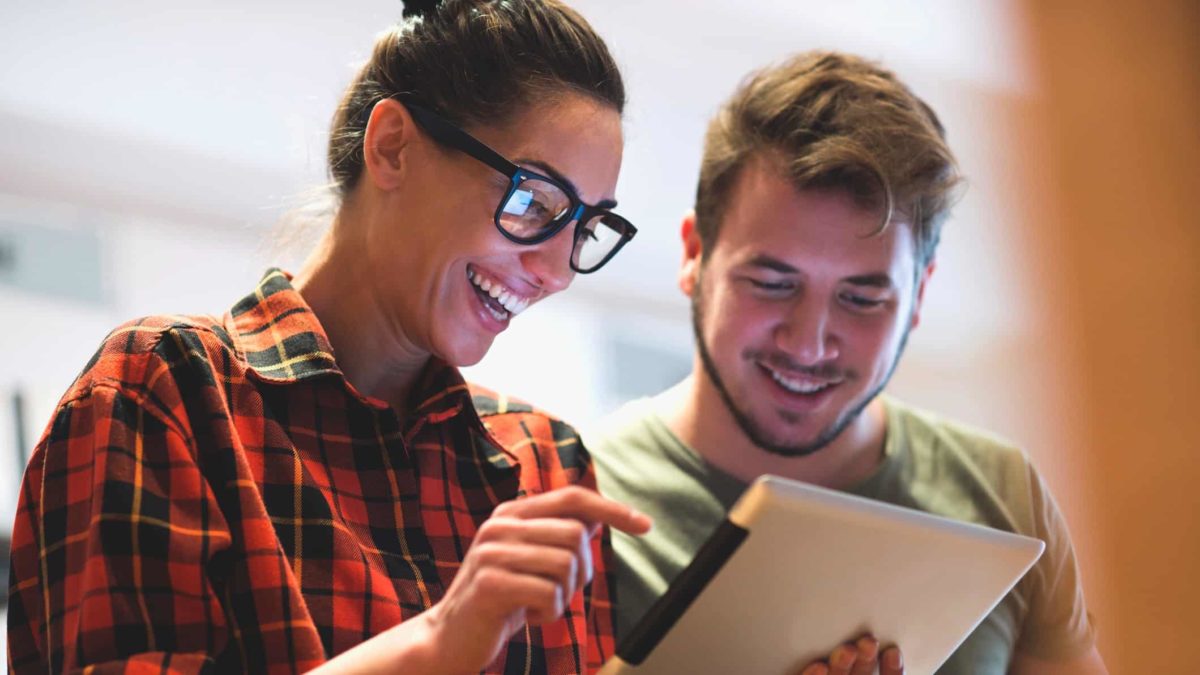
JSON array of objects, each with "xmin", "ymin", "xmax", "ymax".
[
  {"xmin": 739, "ymin": 401, "xmax": 868, "ymax": 458},
  {"xmin": 738, "ymin": 416, "xmax": 837, "ymax": 458},
  {"xmin": 753, "ymin": 435, "xmax": 833, "ymax": 458}
]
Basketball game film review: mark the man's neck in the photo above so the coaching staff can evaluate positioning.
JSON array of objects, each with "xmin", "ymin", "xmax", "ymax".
[{"xmin": 660, "ymin": 374, "xmax": 889, "ymax": 490}]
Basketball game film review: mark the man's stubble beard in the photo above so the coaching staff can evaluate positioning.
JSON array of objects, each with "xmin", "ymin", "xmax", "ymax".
[{"xmin": 690, "ymin": 270, "xmax": 913, "ymax": 458}]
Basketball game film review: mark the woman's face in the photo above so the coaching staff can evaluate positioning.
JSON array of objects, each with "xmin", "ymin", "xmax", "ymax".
[{"xmin": 363, "ymin": 93, "xmax": 624, "ymax": 367}]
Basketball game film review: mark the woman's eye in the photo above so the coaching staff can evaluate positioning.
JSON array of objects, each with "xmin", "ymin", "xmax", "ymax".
[{"xmin": 529, "ymin": 199, "xmax": 569, "ymax": 223}]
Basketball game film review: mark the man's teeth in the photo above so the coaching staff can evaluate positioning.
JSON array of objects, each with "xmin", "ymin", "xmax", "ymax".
[
  {"xmin": 769, "ymin": 369, "xmax": 832, "ymax": 394},
  {"xmin": 467, "ymin": 267, "xmax": 530, "ymax": 317}
]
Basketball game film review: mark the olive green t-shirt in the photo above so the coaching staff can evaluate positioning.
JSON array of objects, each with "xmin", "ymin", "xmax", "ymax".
[{"xmin": 587, "ymin": 394, "xmax": 1096, "ymax": 674}]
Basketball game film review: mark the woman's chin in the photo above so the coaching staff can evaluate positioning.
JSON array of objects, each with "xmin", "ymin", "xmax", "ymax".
[{"xmin": 438, "ymin": 339, "xmax": 494, "ymax": 369}]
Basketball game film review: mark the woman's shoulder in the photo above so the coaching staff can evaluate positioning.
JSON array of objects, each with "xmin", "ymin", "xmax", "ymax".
[
  {"xmin": 468, "ymin": 384, "xmax": 593, "ymax": 488},
  {"xmin": 65, "ymin": 312, "xmax": 238, "ymax": 406},
  {"xmin": 468, "ymin": 383, "xmax": 580, "ymax": 441}
]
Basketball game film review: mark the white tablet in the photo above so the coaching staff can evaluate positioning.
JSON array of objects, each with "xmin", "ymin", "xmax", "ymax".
[{"xmin": 598, "ymin": 475, "xmax": 1044, "ymax": 675}]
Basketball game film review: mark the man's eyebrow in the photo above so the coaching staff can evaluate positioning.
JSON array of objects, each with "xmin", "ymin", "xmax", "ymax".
[
  {"xmin": 745, "ymin": 254, "xmax": 798, "ymax": 273},
  {"xmin": 843, "ymin": 273, "xmax": 895, "ymax": 288},
  {"xmin": 743, "ymin": 257, "xmax": 895, "ymax": 288},
  {"xmin": 517, "ymin": 158, "xmax": 618, "ymax": 210}
]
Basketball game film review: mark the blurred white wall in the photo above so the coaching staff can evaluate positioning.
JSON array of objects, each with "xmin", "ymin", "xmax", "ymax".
[{"xmin": 2, "ymin": 1, "xmax": 1092, "ymax": 647}]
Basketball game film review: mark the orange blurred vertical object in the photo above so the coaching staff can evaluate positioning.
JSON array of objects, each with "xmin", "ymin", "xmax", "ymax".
[{"xmin": 1020, "ymin": 0, "xmax": 1200, "ymax": 671}]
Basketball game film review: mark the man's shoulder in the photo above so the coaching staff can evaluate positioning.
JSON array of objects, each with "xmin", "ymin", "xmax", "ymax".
[
  {"xmin": 584, "ymin": 397, "xmax": 662, "ymax": 451},
  {"xmin": 886, "ymin": 396, "xmax": 1031, "ymax": 471},
  {"xmin": 884, "ymin": 396, "xmax": 1045, "ymax": 535}
]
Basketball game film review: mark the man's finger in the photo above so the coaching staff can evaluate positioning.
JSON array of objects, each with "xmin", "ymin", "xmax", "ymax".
[
  {"xmin": 800, "ymin": 663, "xmax": 828, "ymax": 675},
  {"xmin": 848, "ymin": 635, "xmax": 879, "ymax": 675},
  {"xmin": 827, "ymin": 644, "xmax": 857, "ymax": 675},
  {"xmin": 495, "ymin": 487, "xmax": 653, "ymax": 535},
  {"xmin": 880, "ymin": 646, "xmax": 904, "ymax": 675}
]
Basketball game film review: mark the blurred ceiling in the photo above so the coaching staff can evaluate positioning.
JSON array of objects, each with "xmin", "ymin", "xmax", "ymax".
[{"xmin": 0, "ymin": 0, "xmax": 1031, "ymax": 305}]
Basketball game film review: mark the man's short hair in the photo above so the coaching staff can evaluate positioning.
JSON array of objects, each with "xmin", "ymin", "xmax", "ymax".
[{"xmin": 695, "ymin": 51, "xmax": 961, "ymax": 268}]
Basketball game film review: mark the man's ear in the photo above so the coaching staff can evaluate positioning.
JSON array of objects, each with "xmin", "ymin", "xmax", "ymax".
[
  {"xmin": 679, "ymin": 210, "xmax": 704, "ymax": 297},
  {"xmin": 362, "ymin": 98, "xmax": 417, "ymax": 191},
  {"xmin": 910, "ymin": 258, "xmax": 937, "ymax": 330}
]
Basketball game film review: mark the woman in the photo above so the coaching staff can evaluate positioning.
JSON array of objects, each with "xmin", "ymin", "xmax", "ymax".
[{"xmin": 7, "ymin": 1, "xmax": 651, "ymax": 673}]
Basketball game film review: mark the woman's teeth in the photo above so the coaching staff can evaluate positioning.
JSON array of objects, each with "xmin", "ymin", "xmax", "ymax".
[{"xmin": 467, "ymin": 267, "xmax": 530, "ymax": 317}]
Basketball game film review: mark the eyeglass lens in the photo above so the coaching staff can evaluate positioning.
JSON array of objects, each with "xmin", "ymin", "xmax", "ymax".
[
  {"xmin": 499, "ymin": 176, "xmax": 573, "ymax": 240},
  {"xmin": 498, "ymin": 175, "xmax": 627, "ymax": 272},
  {"xmin": 573, "ymin": 213, "xmax": 627, "ymax": 272}
]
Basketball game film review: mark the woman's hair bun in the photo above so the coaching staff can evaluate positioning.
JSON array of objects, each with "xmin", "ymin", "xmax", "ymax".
[
  {"xmin": 401, "ymin": 0, "xmax": 442, "ymax": 19},
  {"xmin": 328, "ymin": 0, "xmax": 626, "ymax": 197}
]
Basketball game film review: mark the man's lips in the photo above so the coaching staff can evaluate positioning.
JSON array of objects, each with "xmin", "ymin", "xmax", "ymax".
[{"xmin": 756, "ymin": 359, "xmax": 846, "ymax": 395}]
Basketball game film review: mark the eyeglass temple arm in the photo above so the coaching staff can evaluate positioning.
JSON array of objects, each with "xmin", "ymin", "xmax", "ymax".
[{"xmin": 399, "ymin": 100, "xmax": 519, "ymax": 180}]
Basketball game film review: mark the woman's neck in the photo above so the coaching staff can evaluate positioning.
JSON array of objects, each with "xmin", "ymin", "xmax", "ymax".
[{"xmin": 292, "ymin": 218, "xmax": 430, "ymax": 414}]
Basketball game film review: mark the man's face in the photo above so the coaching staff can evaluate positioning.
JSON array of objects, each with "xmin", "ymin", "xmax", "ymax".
[{"xmin": 685, "ymin": 156, "xmax": 932, "ymax": 457}]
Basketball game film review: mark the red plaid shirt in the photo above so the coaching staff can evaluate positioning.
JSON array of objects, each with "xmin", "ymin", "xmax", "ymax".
[{"xmin": 8, "ymin": 270, "xmax": 616, "ymax": 674}]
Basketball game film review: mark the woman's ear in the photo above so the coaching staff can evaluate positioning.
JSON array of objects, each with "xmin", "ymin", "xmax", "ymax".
[{"xmin": 362, "ymin": 98, "xmax": 417, "ymax": 191}]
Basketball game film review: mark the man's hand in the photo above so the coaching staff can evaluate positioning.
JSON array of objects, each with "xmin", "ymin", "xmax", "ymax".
[
  {"xmin": 420, "ymin": 486, "xmax": 653, "ymax": 672},
  {"xmin": 308, "ymin": 487, "xmax": 652, "ymax": 675},
  {"xmin": 799, "ymin": 636, "xmax": 904, "ymax": 675}
]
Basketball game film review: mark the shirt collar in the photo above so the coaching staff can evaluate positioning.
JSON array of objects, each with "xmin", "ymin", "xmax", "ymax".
[
  {"xmin": 405, "ymin": 357, "xmax": 484, "ymax": 439},
  {"xmin": 226, "ymin": 269, "xmax": 341, "ymax": 382},
  {"xmin": 226, "ymin": 269, "xmax": 488, "ymax": 437}
]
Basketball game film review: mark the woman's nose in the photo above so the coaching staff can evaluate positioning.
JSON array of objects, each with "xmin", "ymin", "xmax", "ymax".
[{"xmin": 519, "ymin": 225, "xmax": 577, "ymax": 294}]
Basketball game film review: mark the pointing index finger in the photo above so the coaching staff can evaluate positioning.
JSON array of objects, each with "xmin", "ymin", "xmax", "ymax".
[{"xmin": 496, "ymin": 486, "xmax": 653, "ymax": 535}]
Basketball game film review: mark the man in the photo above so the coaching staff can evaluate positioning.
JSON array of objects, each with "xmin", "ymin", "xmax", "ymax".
[{"xmin": 589, "ymin": 52, "xmax": 1107, "ymax": 674}]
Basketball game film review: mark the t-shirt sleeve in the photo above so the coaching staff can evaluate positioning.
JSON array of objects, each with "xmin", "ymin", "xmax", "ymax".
[{"xmin": 1014, "ymin": 463, "xmax": 1098, "ymax": 659}]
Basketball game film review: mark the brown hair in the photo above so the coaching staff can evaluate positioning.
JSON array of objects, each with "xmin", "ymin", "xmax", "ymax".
[
  {"xmin": 695, "ymin": 51, "xmax": 961, "ymax": 267},
  {"xmin": 327, "ymin": 0, "xmax": 625, "ymax": 198}
]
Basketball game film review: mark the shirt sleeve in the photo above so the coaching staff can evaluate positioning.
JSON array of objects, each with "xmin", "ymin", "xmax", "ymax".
[
  {"xmin": 1014, "ymin": 463, "xmax": 1098, "ymax": 659},
  {"xmin": 8, "ymin": 383, "xmax": 233, "ymax": 675}
]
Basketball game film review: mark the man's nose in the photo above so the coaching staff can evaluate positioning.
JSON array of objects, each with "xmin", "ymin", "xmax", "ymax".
[{"xmin": 774, "ymin": 298, "xmax": 840, "ymax": 366}]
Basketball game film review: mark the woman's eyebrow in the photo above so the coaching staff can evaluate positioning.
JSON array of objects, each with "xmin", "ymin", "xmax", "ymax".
[{"xmin": 516, "ymin": 157, "xmax": 618, "ymax": 209}]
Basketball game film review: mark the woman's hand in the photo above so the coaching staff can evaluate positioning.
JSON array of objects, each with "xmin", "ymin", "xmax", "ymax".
[
  {"xmin": 309, "ymin": 487, "xmax": 652, "ymax": 675},
  {"xmin": 423, "ymin": 487, "xmax": 652, "ymax": 671}
]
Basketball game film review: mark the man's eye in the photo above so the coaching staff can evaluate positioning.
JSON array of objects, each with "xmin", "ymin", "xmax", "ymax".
[
  {"xmin": 749, "ymin": 279, "xmax": 793, "ymax": 292},
  {"xmin": 840, "ymin": 293, "xmax": 885, "ymax": 309}
]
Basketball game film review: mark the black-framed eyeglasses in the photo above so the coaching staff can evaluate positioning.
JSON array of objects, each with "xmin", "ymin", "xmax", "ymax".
[{"xmin": 394, "ymin": 95, "xmax": 637, "ymax": 274}]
